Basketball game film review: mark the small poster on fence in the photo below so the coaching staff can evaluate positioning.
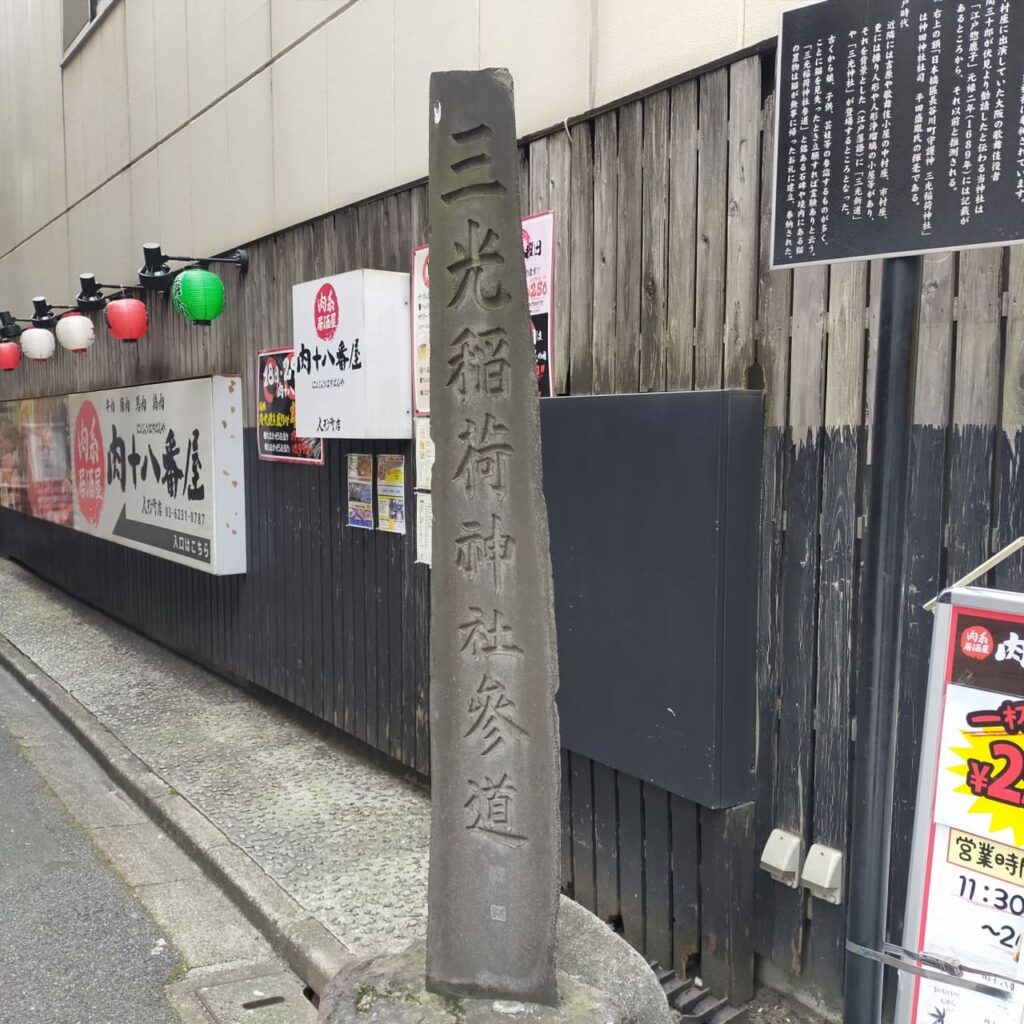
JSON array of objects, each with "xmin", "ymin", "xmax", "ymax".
[
  {"xmin": 376, "ymin": 454, "xmax": 406, "ymax": 535},
  {"xmin": 256, "ymin": 348, "xmax": 324, "ymax": 465},
  {"xmin": 346, "ymin": 453, "xmax": 373, "ymax": 529},
  {"xmin": 416, "ymin": 491, "xmax": 432, "ymax": 566},
  {"xmin": 414, "ymin": 418, "xmax": 435, "ymax": 490}
]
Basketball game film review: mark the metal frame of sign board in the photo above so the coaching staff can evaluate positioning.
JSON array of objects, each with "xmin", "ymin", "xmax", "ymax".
[
  {"xmin": 895, "ymin": 586, "xmax": 1024, "ymax": 1023},
  {"xmin": 768, "ymin": 4, "xmax": 1024, "ymax": 271}
]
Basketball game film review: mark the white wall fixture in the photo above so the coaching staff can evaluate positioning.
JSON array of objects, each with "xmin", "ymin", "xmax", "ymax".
[
  {"xmin": 801, "ymin": 844, "xmax": 844, "ymax": 905},
  {"xmin": 291, "ymin": 269, "xmax": 412, "ymax": 440},
  {"xmin": 760, "ymin": 829, "xmax": 803, "ymax": 889}
]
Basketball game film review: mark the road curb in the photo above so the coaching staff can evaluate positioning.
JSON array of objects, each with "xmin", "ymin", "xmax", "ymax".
[{"xmin": 0, "ymin": 635, "xmax": 351, "ymax": 995}]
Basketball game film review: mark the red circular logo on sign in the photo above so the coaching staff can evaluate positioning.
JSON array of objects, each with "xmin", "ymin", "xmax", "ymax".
[
  {"xmin": 314, "ymin": 283, "xmax": 339, "ymax": 342},
  {"xmin": 961, "ymin": 626, "xmax": 995, "ymax": 660},
  {"xmin": 73, "ymin": 400, "xmax": 104, "ymax": 526}
]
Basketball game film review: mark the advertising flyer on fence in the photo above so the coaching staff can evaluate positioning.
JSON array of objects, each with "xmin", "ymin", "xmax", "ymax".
[
  {"xmin": 410, "ymin": 211, "xmax": 555, "ymax": 413},
  {"xmin": 0, "ymin": 396, "xmax": 73, "ymax": 525},
  {"xmin": 414, "ymin": 417, "xmax": 434, "ymax": 490},
  {"xmin": 412, "ymin": 246, "xmax": 430, "ymax": 417},
  {"xmin": 347, "ymin": 453, "xmax": 373, "ymax": 529},
  {"xmin": 416, "ymin": 491, "xmax": 432, "ymax": 566},
  {"xmin": 376, "ymin": 454, "xmax": 406, "ymax": 534},
  {"xmin": 256, "ymin": 348, "xmax": 323, "ymax": 465},
  {"xmin": 902, "ymin": 601, "xmax": 1024, "ymax": 1024}
]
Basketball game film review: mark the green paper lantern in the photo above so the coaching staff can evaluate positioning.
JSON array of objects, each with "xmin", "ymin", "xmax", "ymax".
[{"xmin": 172, "ymin": 269, "xmax": 225, "ymax": 325}]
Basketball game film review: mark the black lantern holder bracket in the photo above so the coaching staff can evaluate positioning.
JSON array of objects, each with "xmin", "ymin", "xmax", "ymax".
[{"xmin": 138, "ymin": 243, "xmax": 249, "ymax": 292}]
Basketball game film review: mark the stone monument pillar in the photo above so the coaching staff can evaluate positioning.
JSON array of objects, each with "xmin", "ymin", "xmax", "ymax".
[{"xmin": 426, "ymin": 68, "xmax": 561, "ymax": 1007}]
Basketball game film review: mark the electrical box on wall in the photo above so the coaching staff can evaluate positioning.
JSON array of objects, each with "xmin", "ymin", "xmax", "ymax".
[
  {"xmin": 291, "ymin": 269, "xmax": 412, "ymax": 439},
  {"xmin": 543, "ymin": 390, "xmax": 764, "ymax": 809}
]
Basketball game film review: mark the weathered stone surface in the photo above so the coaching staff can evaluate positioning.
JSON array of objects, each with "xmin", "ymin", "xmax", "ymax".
[
  {"xmin": 319, "ymin": 946, "xmax": 630, "ymax": 1024},
  {"xmin": 426, "ymin": 68, "xmax": 561, "ymax": 1005},
  {"xmin": 556, "ymin": 897, "xmax": 675, "ymax": 1024}
]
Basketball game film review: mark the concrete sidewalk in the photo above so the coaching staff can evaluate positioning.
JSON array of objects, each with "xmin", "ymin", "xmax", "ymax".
[{"xmin": 0, "ymin": 558, "xmax": 430, "ymax": 990}]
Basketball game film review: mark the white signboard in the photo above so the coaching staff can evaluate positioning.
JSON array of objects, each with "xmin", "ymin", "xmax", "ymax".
[
  {"xmin": 410, "ymin": 210, "xmax": 556, "ymax": 417},
  {"xmin": 292, "ymin": 269, "xmax": 412, "ymax": 439},
  {"xmin": 898, "ymin": 589, "xmax": 1024, "ymax": 1024},
  {"xmin": 68, "ymin": 377, "xmax": 246, "ymax": 575}
]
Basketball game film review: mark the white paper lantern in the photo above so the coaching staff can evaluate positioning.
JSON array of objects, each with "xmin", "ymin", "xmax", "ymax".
[
  {"xmin": 20, "ymin": 327, "xmax": 55, "ymax": 361},
  {"xmin": 56, "ymin": 314, "xmax": 96, "ymax": 353}
]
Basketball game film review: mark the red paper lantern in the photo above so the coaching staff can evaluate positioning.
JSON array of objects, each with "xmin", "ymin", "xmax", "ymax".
[
  {"xmin": 105, "ymin": 298, "xmax": 148, "ymax": 343},
  {"xmin": 0, "ymin": 341, "xmax": 21, "ymax": 370}
]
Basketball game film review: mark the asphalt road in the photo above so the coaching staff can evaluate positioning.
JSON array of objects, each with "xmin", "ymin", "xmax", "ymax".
[{"xmin": 0, "ymin": 719, "xmax": 181, "ymax": 1024}]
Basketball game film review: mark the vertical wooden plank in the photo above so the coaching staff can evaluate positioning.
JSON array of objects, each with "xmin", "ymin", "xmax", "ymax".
[
  {"xmin": 560, "ymin": 750, "xmax": 573, "ymax": 894},
  {"xmin": 639, "ymin": 91, "xmax": 668, "ymax": 393},
  {"xmin": 887, "ymin": 251, "xmax": 955, "ymax": 945},
  {"xmin": 414, "ymin": 561, "xmax": 431, "ymax": 775},
  {"xmin": 548, "ymin": 130, "xmax": 572, "ymax": 396},
  {"xmin": 591, "ymin": 113, "xmax": 618, "ymax": 395},
  {"xmin": 948, "ymin": 248, "xmax": 1001, "ymax": 581},
  {"xmin": 724, "ymin": 56, "xmax": 762, "ymax": 389},
  {"xmin": 753, "ymin": 89, "xmax": 792, "ymax": 962},
  {"xmin": 700, "ymin": 804, "xmax": 756, "ymax": 1004},
  {"xmin": 592, "ymin": 761, "xmax": 619, "ymax": 924},
  {"xmin": 666, "ymin": 80, "xmax": 698, "ymax": 392},
  {"xmin": 695, "ymin": 68, "xmax": 728, "ymax": 390},
  {"xmin": 642, "ymin": 782, "xmax": 672, "ymax": 968},
  {"xmin": 617, "ymin": 772, "xmax": 645, "ymax": 953},
  {"xmin": 528, "ymin": 134, "xmax": 549, "ymax": 217},
  {"xmin": 570, "ymin": 752, "xmax": 597, "ymax": 912},
  {"xmin": 569, "ymin": 121, "xmax": 595, "ymax": 396},
  {"xmin": 804, "ymin": 259, "xmax": 867, "ymax": 998},
  {"xmin": 321, "ymin": 442, "xmax": 337, "ymax": 730},
  {"xmin": 614, "ymin": 102, "xmax": 643, "ymax": 394},
  {"xmin": 771, "ymin": 265, "xmax": 827, "ymax": 976},
  {"xmin": 518, "ymin": 145, "xmax": 530, "ymax": 216},
  {"xmin": 670, "ymin": 794, "xmax": 700, "ymax": 976},
  {"xmin": 996, "ymin": 245, "xmax": 1024, "ymax": 591}
]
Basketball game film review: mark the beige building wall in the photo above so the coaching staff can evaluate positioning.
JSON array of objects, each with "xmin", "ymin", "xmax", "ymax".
[{"xmin": 0, "ymin": 0, "xmax": 816, "ymax": 314}]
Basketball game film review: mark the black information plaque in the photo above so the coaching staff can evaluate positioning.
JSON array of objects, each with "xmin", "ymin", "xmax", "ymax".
[{"xmin": 773, "ymin": 0, "xmax": 1024, "ymax": 268}]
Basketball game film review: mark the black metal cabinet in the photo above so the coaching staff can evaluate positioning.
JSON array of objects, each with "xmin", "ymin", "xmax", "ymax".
[{"xmin": 541, "ymin": 390, "xmax": 764, "ymax": 808}]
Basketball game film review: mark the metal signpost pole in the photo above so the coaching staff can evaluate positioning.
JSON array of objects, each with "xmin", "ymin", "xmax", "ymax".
[{"xmin": 844, "ymin": 255, "xmax": 923, "ymax": 1024}]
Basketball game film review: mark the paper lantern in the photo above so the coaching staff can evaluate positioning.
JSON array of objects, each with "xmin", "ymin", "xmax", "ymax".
[
  {"xmin": 56, "ymin": 311, "xmax": 96, "ymax": 353},
  {"xmin": 106, "ymin": 298, "xmax": 148, "ymax": 343},
  {"xmin": 172, "ymin": 269, "xmax": 225, "ymax": 325},
  {"xmin": 21, "ymin": 327, "xmax": 55, "ymax": 361},
  {"xmin": 0, "ymin": 341, "xmax": 21, "ymax": 371}
]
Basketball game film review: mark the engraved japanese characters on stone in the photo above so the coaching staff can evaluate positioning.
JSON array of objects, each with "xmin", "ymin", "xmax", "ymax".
[
  {"xmin": 447, "ymin": 326, "xmax": 512, "ymax": 401},
  {"xmin": 453, "ymin": 414, "xmax": 513, "ymax": 499},
  {"xmin": 454, "ymin": 514, "xmax": 516, "ymax": 591},
  {"xmin": 465, "ymin": 675, "xmax": 529, "ymax": 755},
  {"xmin": 447, "ymin": 219, "xmax": 511, "ymax": 311},
  {"xmin": 465, "ymin": 773, "xmax": 527, "ymax": 848},
  {"xmin": 458, "ymin": 607, "xmax": 524, "ymax": 658},
  {"xmin": 440, "ymin": 124, "xmax": 509, "ymax": 206}
]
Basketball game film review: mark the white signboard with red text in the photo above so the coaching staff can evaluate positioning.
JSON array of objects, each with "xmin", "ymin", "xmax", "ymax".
[
  {"xmin": 291, "ymin": 269, "xmax": 412, "ymax": 439},
  {"xmin": 411, "ymin": 210, "xmax": 555, "ymax": 417},
  {"xmin": 898, "ymin": 588, "xmax": 1024, "ymax": 1024},
  {"xmin": 69, "ymin": 376, "xmax": 246, "ymax": 575}
]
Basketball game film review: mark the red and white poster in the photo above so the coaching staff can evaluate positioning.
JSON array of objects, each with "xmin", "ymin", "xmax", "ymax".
[
  {"xmin": 411, "ymin": 210, "xmax": 556, "ymax": 418},
  {"xmin": 899, "ymin": 594, "xmax": 1024, "ymax": 1023}
]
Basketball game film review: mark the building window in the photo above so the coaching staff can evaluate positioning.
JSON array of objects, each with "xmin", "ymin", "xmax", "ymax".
[{"xmin": 62, "ymin": 0, "xmax": 115, "ymax": 53}]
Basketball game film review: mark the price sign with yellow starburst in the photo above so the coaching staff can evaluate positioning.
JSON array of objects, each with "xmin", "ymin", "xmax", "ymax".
[{"xmin": 899, "ymin": 596, "xmax": 1024, "ymax": 1024}]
